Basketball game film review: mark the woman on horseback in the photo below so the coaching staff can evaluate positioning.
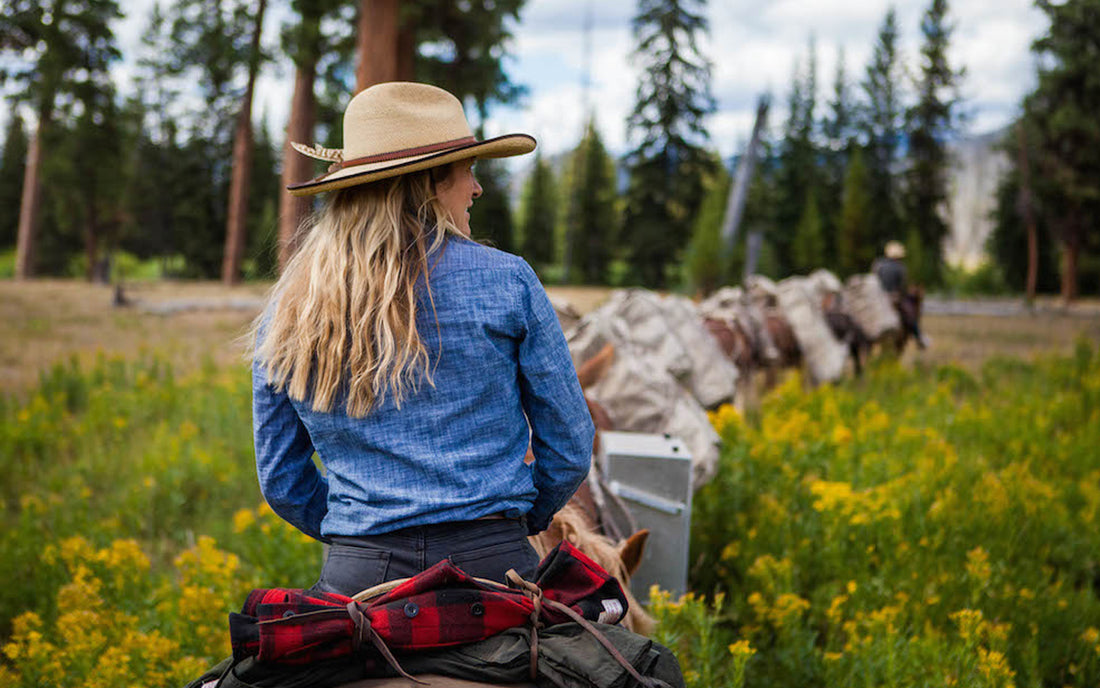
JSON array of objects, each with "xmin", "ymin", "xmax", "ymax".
[
  {"xmin": 872, "ymin": 240, "xmax": 930, "ymax": 350},
  {"xmin": 250, "ymin": 82, "xmax": 594, "ymax": 596}
]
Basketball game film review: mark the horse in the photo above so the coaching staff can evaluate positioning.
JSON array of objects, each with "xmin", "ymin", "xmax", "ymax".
[
  {"xmin": 821, "ymin": 291, "xmax": 873, "ymax": 377},
  {"xmin": 703, "ymin": 316, "xmax": 755, "ymax": 379},
  {"xmin": 703, "ymin": 308, "xmax": 803, "ymax": 395},
  {"xmin": 892, "ymin": 285, "xmax": 926, "ymax": 353},
  {"xmin": 524, "ymin": 342, "xmax": 656, "ymax": 634}
]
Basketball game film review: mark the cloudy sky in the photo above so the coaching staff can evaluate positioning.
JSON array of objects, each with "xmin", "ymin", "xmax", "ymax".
[{"xmin": 112, "ymin": 0, "xmax": 1046, "ymax": 162}]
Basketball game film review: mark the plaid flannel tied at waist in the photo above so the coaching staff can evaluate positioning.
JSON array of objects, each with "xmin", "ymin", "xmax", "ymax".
[{"xmin": 228, "ymin": 541, "xmax": 629, "ymax": 667}]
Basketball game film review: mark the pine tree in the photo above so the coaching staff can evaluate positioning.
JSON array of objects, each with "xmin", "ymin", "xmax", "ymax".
[
  {"xmin": 837, "ymin": 146, "xmax": 875, "ymax": 277},
  {"xmin": 469, "ymin": 159, "xmax": 515, "ymax": 254},
  {"xmin": 117, "ymin": 95, "xmax": 177, "ymax": 263},
  {"xmin": 565, "ymin": 119, "xmax": 618, "ymax": 284},
  {"xmin": 0, "ymin": 0, "xmax": 122, "ymax": 277},
  {"xmin": 904, "ymin": 0, "xmax": 963, "ymax": 286},
  {"xmin": 683, "ymin": 161, "xmax": 731, "ymax": 295},
  {"xmin": 412, "ymin": 0, "xmax": 527, "ymax": 117},
  {"xmin": 0, "ymin": 115, "xmax": 28, "ymax": 248},
  {"xmin": 776, "ymin": 39, "xmax": 820, "ymax": 276},
  {"xmin": 988, "ymin": 146, "xmax": 1060, "ymax": 293},
  {"xmin": 277, "ymin": 0, "xmax": 348, "ymax": 269},
  {"xmin": 823, "ymin": 48, "xmax": 855, "ymax": 154},
  {"xmin": 622, "ymin": 0, "xmax": 715, "ymax": 288},
  {"xmin": 821, "ymin": 48, "xmax": 854, "ymax": 265},
  {"xmin": 519, "ymin": 152, "xmax": 558, "ymax": 273},
  {"xmin": 164, "ymin": 0, "xmax": 255, "ymax": 136},
  {"xmin": 221, "ymin": 0, "xmax": 268, "ymax": 284},
  {"xmin": 62, "ymin": 73, "xmax": 127, "ymax": 280},
  {"xmin": 153, "ymin": 0, "xmax": 255, "ymax": 277},
  {"xmin": 1018, "ymin": 0, "xmax": 1100, "ymax": 301},
  {"xmin": 860, "ymin": 8, "xmax": 904, "ymax": 250},
  {"xmin": 355, "ymin": 0, "xmax": 401, "ymax": 90},
  {"xmin": 246, "ymin": 117, "xmax": 281, "ymax": 280},
  {"xmin": 792, "ymin": 186, "xmax": 825, "ymax": 274}
]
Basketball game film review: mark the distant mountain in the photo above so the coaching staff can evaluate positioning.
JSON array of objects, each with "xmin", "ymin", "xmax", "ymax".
[{"xmin": 945, "ymin": 128, "xmax": 1011, "ymax": 270}]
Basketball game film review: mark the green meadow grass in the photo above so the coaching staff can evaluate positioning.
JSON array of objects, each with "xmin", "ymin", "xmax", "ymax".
[{"xmin": 2, "ymin": 343, "xmax": 1099, "ymax": 686}]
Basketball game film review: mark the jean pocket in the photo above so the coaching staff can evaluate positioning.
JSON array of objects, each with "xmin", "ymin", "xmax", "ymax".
[
  {"xmin": 449, "ymin": 539, "xmax": 539, "ymax": 584},
  {"xmin": 317, "ymin": 545, "xmax": 391, "ymax": 596}
]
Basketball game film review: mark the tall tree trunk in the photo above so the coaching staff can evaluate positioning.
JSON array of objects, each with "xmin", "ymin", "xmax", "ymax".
[
  {"xmin": 1016, "ymin": 124, "xmax": 1038, "ymax": 304},
  {"xmin": 1060, "ymin": 222, "xmax": 1080, "ymax": 305},
  {"xmin": 397, "ymin": 23, "xmax": 416, "ymax": 81},
  {"xmin": 84, "ymin": 204, "xmax": 99, "ymax": 283},
  {"xmin": 356, "ymin": 0, "xmax": 400, "ymax": 92},
  {"xmin": 278, "ymin": 61, "xmax": 317, "ymax": 270},
  {"xmin": 15, "ymin": 115, "xmax": 47, "ymax": 280},
  {"xmin": 222, "ymin": 0, "xmax": 267, "ymax": 285}
]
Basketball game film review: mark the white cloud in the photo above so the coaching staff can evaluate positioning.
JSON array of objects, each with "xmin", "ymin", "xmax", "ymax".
[{"xmin": 69, "ymin": 0, "xmax": 1046, "ymax": 167}]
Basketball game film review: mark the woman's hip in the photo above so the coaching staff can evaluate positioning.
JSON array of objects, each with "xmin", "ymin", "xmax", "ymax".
[{"xmin": 312, "ymin": 518, "xmax": 538, "ymax": 596}]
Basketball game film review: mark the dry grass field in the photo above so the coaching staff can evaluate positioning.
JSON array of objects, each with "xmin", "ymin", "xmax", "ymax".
[
  {"xmin": 2, "ymin": 279, "xmax": 1098, "ymax": 394},
  {"xmin": 920, "ymin": 308, "xmax": 1100, "ymax": 370},
  {"xmin": 0, "ymin": 281, "xmax": 267, "ymax": 393}
]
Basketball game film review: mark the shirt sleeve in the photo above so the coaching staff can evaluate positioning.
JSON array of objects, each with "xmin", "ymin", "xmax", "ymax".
[
  {"xmin": 252, "ymin": 356, "xmax": 330, "ymax": 542},
  {"xmin": 514, "ymin": 261, "xmax": 595, "ymax": 535}
]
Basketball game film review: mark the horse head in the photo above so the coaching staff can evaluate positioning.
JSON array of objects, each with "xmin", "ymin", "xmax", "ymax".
[{"xmin": 529, "ymin": 503, "xmax": 655, "ymax": 634}]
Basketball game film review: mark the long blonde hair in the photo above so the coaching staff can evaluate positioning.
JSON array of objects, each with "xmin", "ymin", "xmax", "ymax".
[{"xmin": 253, "ymin": 167, "xmax": 458, "ymax": 417}]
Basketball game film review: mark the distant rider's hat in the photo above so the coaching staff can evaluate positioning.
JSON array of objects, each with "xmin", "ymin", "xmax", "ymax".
[
  {"xmin": 287, "ymin": 82, "xmax": 536, "ymax": 196},
  {"xmin": 884, "ymin": 241, "xmax": 907, "ymax": 259}
]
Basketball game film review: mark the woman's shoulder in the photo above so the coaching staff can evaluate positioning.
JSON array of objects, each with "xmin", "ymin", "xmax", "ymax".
[{"xmin": 436, "ymin": 236, "xmax": 533, "ymax": 278}]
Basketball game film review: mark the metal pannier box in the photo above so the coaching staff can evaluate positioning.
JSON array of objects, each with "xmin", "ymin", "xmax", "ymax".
[{"xmin": 597, "ymin": 430, "xmax": 693, "ymax": 600}]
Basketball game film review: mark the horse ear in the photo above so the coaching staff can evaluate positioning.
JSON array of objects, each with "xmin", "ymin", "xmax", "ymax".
[
  {"xmin": 576, "ymin": 342, "xmax": 616, "ymax": 390},
  {"xmin": 618, "ymin": 529, "xmax": 649, "ymax": 577}
]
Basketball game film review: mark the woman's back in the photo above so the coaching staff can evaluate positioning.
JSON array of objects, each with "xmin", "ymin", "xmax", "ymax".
[{"xmin": 253, "ymin": 237, "xmax": 593, "ymax": 539}]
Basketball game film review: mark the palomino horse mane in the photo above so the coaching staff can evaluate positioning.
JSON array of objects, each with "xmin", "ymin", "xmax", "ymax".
[{"xmin": 529, "ymin": 503, "xmax": 655, "ymax": 635}]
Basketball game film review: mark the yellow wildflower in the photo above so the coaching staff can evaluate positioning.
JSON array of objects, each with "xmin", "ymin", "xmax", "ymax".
[
  {"xmin": 831, "ymin": 424, "xmax": 853, "ymax": 445},
  {"xmin": 728, "ymin": 639, "xmax": 755, "ymax": 658},
  {"xmin": 19, "ymin": 494, "xmax": 46, "ymax": 515},
  {"xmin": 826, "ymin": 594, "xmax": 848, "ymax": 624},
  {"xmin": 178, "ymin": 420, "xmax": 199, "ymax": 440},
  {"xmin": 769, "ymin": 593, "xmax": 810, "ymax": 628},
  {"xmin": 977, "ymin": 648, "xmax": 1016, "ymax": 685},
  {"xmin": 965, "ymin": 547, "xmax": 992, "ymax": 584},
  {"xmin": 233, "ymin": 508, "xmax": 257, "ymax": 533},
  {"xmin": 950, "ymin": 609, "xmax": 984, "ymax": 642}
]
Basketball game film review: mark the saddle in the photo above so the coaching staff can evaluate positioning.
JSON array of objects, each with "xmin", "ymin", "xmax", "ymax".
[{"xmin": 191, "ymin": 541, "xmax": 681, "ymax": 688}]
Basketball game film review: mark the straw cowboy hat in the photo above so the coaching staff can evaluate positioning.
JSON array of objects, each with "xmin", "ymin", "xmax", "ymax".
[
  {"xmin": 287, "ymin": 82, "xmax": 536, "ymax": 196},
  {"xmin": 884, "ymin": 240, "xmax": 907, "ymax": 259}
]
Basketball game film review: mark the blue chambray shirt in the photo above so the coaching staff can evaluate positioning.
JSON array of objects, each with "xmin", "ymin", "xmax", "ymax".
[{"xmin": 252, "ymin": 237, "xmax": 594, "ymax": 541}]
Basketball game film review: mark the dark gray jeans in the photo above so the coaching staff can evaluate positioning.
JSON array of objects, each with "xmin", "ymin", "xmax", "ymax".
[{"xmin": 311, "ymin": 517, "xmax": 539, "ymax": 596}]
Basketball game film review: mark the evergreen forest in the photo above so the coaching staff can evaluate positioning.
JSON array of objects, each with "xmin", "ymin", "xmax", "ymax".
[{"xmin": 1, "ymin": 0, "xmax": 1097, "ymax": 300}]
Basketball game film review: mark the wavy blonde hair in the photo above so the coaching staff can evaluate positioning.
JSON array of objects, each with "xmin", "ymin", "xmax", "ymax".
[{"xmin": 253, "ymin": 167, "xmax": 458, "ymax": 417}]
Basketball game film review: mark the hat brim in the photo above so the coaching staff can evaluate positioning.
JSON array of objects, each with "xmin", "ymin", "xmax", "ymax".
[{"xmin": 287, "ymin": 134, "xmax": 536, "ymax": 196}]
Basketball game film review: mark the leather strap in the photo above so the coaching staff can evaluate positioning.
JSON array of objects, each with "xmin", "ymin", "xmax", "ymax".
[
  {"xmin": 504, "ymin": 569, "xmax": 669, "ymax": 688},
  {"xmin": 346, "ymin": 600, "xmax": 427, "ymax": 685},
  {"xmin": 335, "ymin": 137, "xmax": 477, "ymax": 170}
]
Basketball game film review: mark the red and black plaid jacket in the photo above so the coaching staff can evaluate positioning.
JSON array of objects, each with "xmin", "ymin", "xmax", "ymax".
[{"xmin": 229, "ymin": 541, "xmax": 629, "ymax": 666}]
